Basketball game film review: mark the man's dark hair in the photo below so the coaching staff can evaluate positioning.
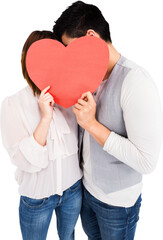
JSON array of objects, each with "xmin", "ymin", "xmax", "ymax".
[{"xmin": 53, "ymin": 1, "xmax": 112, "ymax": 43}]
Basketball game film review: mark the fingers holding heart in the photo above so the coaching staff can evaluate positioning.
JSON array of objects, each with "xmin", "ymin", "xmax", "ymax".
[{"xmin": 40, "ymin": 86, "xmax": 51, "ymax": 97}]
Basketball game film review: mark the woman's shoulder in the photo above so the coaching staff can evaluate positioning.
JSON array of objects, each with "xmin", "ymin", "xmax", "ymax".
[
  {"xmin": 12, "ymin": 85, "xmax": 36, "ymax": 100},
  {"xmin": 1, "ymin": 85, "xmax": 37, "ymax": 109}
]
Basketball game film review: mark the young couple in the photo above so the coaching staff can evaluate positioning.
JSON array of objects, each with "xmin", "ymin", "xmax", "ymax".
[{"xmin": 1, "ymin": 1, "xmax": 162, "ymax": 240}]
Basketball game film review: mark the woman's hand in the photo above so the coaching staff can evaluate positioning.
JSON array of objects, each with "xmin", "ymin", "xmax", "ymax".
[{"xmin": 38, "ymin": 86, "xmax": 55, "ymax": 121}]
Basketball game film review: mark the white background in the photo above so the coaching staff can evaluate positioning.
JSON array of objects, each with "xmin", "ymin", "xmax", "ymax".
[{"xmin": 0, "ymin": 0, "xmax": 163, "ymax": 239}]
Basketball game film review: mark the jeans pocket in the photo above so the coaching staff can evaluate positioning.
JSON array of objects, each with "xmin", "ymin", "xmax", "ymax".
[
  {"xmin": 21, "ymin": 196, "xmax": 48, "ymax": 209},
  {"xmin": 69, "ymin": 179, "xmax": 82, "ymax": 192}
]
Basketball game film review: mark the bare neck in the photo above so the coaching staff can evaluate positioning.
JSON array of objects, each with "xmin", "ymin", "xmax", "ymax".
[{"xmin": 103, "ymin": 42, "xmax": 121, "ymax": 80}]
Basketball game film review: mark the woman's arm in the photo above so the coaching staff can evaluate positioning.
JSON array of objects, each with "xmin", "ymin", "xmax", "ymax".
[
  {"xmin": 0, "ymin": 86, "xmax": 54, "ymax": 173},
  {"xmin": 33, "ymin": 86, "xmax": 54, "ymax": 146}
]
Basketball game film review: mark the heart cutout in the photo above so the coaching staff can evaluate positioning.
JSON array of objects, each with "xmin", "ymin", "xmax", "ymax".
[{"xmin": 26, "ymin": 36, "xmax": 109, "ymax": 108}]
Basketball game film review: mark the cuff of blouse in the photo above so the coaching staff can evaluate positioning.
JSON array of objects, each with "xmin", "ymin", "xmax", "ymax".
[
  {"xmin": 31, "ymin": 133, "xmax": 48, "ymax": 152},
  {"xmin": 18, "ymin": 134, "xmax": 49, "ymax": 169}
]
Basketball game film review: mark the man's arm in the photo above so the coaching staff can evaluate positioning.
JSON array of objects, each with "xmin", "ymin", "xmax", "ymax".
[{"xmin": 73, "ymin": 69, "xmax": 163, "ymax": 174}]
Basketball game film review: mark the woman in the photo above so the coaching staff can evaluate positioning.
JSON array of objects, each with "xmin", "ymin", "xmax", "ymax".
[{"xmin": 0, "ymin": 30, "xmax": 82, "ymax": 240}]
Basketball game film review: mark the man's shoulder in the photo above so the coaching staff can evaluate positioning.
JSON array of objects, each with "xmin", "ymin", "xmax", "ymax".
[
  {"xmin": 118, "ymin": 55, "xmax": 139, "ymax": 71},
  {"xmin": 120, "ymin": 56, "xmax": 157, "ymax": 101},
  {"xmin": 120, "ymin": 55, "xmax": 153, "ymax": 82}
]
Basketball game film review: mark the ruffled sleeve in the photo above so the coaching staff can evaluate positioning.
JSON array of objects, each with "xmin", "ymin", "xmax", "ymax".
[{"xmin": 0, "ymin": 96, "xmax": 49, "ymax": 173}]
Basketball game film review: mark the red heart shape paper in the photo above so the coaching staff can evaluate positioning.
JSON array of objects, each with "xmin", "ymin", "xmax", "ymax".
[{"xmin": 26, "ymin": 36, "xmax": 109, "ymax": 108}]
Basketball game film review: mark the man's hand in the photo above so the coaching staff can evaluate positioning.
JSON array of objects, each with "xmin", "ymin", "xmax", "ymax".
[
  {"xmin": 73, "ymin": 91, "xmax": 111, "ymax": 147},
  {"xmin": 73, "ymin": 91, "xmax": 97, "ymax": 131}
]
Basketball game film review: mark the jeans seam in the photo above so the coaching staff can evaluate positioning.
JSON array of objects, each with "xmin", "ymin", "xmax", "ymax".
[
  {"xmin": 57, "ymin": 192, "xmax": 66, "ymax": 207},
  {"xmin": 126, "ymin": 208, "xmax": 130, "ymax": 225},
  {"xmin": 123, "ymin": 208, "xmax": 130, "ymax": 240},
  {"xmin": 136, "ymin": 203, "xmax": 139, "ymax": 221},
  {"xmin": 136, "ymin": 195, "xmax": 141, "ymax": 221},
  {"xmin": 19, "ymin": 197, "xmax": 22, "ymax": 214},
  {"xmin": 57, "ymin": 210, "xmax": 61, "ymax": 238}
]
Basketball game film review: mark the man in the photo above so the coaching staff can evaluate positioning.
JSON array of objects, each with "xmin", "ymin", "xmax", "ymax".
[{"xmin": 53, "ymin": 1, "xmax": 162, "ymax": 239}]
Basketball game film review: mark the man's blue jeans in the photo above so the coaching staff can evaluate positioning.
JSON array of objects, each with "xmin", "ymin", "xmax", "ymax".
[
  {"xmin": 19, "ymin": 179, "xmax": 82, "ymax": 240},
  {"xmin": 81, "ymin": 185, "xmax": 142, "ymax": 240}
]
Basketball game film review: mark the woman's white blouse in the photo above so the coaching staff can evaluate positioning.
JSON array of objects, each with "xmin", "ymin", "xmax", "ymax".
[{"xmin": 0, "ymin": 85, "xmax": 82, "ymax": 199}]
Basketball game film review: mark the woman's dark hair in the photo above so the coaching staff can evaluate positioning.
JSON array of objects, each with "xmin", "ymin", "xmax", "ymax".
[
  {"xmin": 21, "ymin": 30, "xmax": 56, "ymax": 96},
  {"xmin": 53, "ymin": 1, "xmax": 112, "ymax": 43}
]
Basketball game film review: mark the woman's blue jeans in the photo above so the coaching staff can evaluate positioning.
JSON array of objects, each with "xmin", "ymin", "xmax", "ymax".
[
  {"xmin": 81, "ymin": 185, "xmax": 142, "ymax": 240},
  {"xmin": 19, "ymin": 179, "xmax": 82, "ymax": 240}
]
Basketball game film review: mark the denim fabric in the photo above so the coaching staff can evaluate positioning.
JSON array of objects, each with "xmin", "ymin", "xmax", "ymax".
[
  {"xmin": 81, "ymin": 186, "xmax": 142, "ymax": 240},
  {"xmin": 19, "ymin": 179, "xmax": 82, "ymax": 240}
]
